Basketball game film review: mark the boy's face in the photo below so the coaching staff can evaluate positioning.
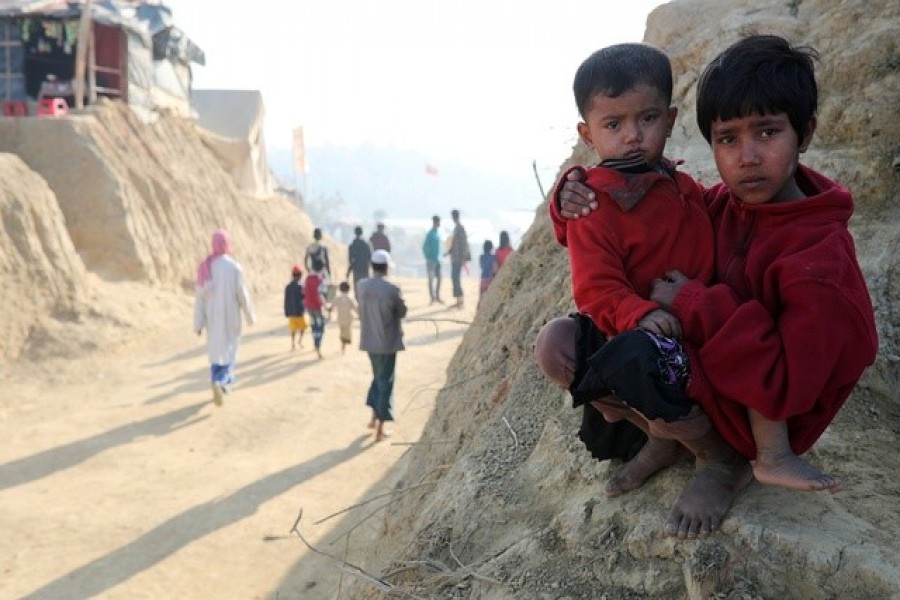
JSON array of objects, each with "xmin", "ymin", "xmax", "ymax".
[
  {"xmin": 578, "ymin": 83, "xmax": 676, "ymax": 165},
  {"xmin": 710, "ymin": 112, "xmax": 814, "ymax": 205}
]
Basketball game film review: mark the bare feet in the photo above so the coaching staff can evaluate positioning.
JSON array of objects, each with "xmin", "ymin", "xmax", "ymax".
[
  {"xmin": 374, "ymin": 421, "xmax": 391, "ymax": 442},
  {"xmin": 605, "ymin": 439, "xmax": 687, "ymax": 497},
  {"xmin": 367, "ymin": 417, "xmax": 377, "ymax": 429},
  {"xmin": 753, "ymin": 452, "xmax": 841, "ymax": 492},
  {"xmin": 316, "ymin": 348, "xmax": 323, "ymax": 359},
  {"xmin": 665, "ymin": 456, "xmax": 752, "ymax": 539}
]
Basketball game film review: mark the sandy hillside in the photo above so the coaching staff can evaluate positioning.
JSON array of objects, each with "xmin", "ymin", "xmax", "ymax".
[
  {"xmin": 341, "ymin": 1, "xmax": 900, "ymax": 599},
  {"xmin": 0, "ymin": 100, "xmax": 344, "ymax": 364}
]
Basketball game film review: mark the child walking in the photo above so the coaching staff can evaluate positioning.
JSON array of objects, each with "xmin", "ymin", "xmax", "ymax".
[
  {"xmin": 331, "ymin": 281, "xmax": 358, "ymax": 354},
  {"xmin": 284, "ymin": 265, "xmax": 307, "ymax": 350},
  {"xmin": 304, "ymin": 258, "xmax": 329, "ymax": 359}
]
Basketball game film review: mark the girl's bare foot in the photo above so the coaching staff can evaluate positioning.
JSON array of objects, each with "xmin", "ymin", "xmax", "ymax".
[
  {"xmin": 753, "ymin": 452, "xmax": 841, "ymax": 492},
  {"xmin": 665, "ymin": 456, "xmax": 752, "ymax": 539},
  {"xmin": 605, "ymin": 439, "xmax": 687, "ymax": 497}
]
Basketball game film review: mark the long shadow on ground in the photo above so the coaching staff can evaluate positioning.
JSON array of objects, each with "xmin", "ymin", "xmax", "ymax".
[
  {"xmin": 21, "ymin": 434, "xmax": 370, "ymax": 600},
  {"xmin": 0, "ymin": 402, "xmax": 208, "ymax": 491}
]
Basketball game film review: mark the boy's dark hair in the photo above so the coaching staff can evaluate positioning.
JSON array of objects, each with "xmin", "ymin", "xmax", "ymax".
[
  {"xmin": 483, "ymin": 239, "xmax": 493, "ymax": 253},
  {"xmin": 696, "ymin": 35, "xmax": 818, "ymax": 144},
  {"xmin": 574, "ymin": 43, "xmax": 673, "ymax": 118},
  {"xmin": 339, "ymin": 281, "xmax": 350, "ymax": 293},
  {"xmin": 354, "ymin": 226, "xmax": 362, "ymax": 236}
]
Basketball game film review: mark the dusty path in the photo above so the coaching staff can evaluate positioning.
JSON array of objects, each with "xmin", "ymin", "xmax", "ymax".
[{"xmin": 0, "ymin": 276, "xmax": 478, "ymax": 599}]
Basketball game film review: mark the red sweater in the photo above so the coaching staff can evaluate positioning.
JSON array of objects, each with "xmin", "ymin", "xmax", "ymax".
[
  {"xmin": 304, "ymin": 273, "xmax": 325, "ymax": 311},
  {"xmin": 674, "ymin": 165, "xmax": 878, "ymax": 458},
  {"xmin": 550, "ymin": 163, "xmax": 714, "ymax": 336}
]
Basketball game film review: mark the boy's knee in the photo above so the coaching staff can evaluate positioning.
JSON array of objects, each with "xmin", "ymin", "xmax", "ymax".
[{"xmin": 534, "ymin": 317, "xmax": 578, "ymax": 388}]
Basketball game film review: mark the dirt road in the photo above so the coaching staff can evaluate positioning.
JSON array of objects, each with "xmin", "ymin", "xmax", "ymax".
[{"xmin": 0, "ymin": 276, "xmax": 477, "ymax": 599}]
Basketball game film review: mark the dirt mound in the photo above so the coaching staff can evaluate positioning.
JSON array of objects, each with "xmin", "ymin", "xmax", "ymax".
[
  {"xmin": 342, "ymin": 2, "xmax": 900, "ymax": 598},
  {"xmin": 0, "ymin": 101, "xmax": 342, "ymax": 362},
  {"xmin": 0, "ymin": 154, "xmax": 89, "ymax": 360}
]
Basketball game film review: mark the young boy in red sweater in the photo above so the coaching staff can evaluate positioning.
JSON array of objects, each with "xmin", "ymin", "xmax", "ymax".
[
  {"xmin": 535, "ymin": 42, "xmax": 717, "ymax": 496},
  {"xmin": 543, "ymin": 35, "xmax": 878, "ymax": 538}
]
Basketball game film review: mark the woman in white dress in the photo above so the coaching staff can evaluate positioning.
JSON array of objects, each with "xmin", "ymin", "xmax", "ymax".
[{"xmin": 194, "ymin": 229, "xmax": 255, "ymax": 405}]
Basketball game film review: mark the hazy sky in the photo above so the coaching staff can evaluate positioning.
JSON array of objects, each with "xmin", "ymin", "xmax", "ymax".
[{"xmin": 166, "ymin": 0, "xmax": 665, "ymax": 178}]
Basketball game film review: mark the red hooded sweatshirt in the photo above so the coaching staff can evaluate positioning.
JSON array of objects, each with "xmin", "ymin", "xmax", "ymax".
[
  {"xmin": 673, "ymin": 165, "xmax": 878, "ymax": 458},
  {"xmin": 550, "ymin": 161, "xmax": 714, "ymax": 336}
]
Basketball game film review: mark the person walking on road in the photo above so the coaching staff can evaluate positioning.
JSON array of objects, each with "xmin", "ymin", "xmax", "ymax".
[
  {"xmin": 446, "ymin": 209, "xmax": 470, "ymax": 309},
  {"xmin": 346, "ymin": 226, "xmax": 372, "ymax": 299},
  {"xmin": 305, "ymin": 228, "xmax": 331, "ymax": 277},
  {"xmin": 422, "ymin": 215, "xmax": 443, "ymax": 304},
  {"xmin": 194, "ymin": 228, "xmax": 255, "ymax": 406},
  {"xmin": 357, "ymin": 249, "xmax": 407, "ymax": 442},
  {"xmin": 369, "ymin": 222, "xmax": 391, "ymax": 252}
]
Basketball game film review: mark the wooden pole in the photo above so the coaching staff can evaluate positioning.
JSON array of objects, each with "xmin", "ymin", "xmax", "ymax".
[{"xmin": 73, "ymin": 0, "xmax": 93, "ymax": 109}]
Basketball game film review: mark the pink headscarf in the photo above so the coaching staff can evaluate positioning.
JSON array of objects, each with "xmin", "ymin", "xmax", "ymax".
[{"xmin": 196, "ymin": 228, "xmax": 232, "ymax": 287}]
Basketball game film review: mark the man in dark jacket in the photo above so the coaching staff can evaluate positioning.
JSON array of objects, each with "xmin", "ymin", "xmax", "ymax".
[{"xmin": 357, "ymin": 250, "xmax": 407, "ymax": 442}]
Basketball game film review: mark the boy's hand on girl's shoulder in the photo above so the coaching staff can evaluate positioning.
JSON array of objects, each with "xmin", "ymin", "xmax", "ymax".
[
  {"xmin": 650, "ymin": 270, "xmax": 690, "ymax": 311},
  {"xmin": 559, "ymin": 169, "xmax": 597, "ymax": 219},
  {"xmin": 638, "ymin": 308, "xmax": 682, "ymax": 339}
]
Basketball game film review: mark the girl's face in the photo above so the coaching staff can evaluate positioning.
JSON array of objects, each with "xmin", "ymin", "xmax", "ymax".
[
  {"xmin": 578, "ymin": 83, "xmax": 676, "ymax": 166},
  {"xmin": 710, "ymin": 112, "xmax": 814, "ymax": 205}
]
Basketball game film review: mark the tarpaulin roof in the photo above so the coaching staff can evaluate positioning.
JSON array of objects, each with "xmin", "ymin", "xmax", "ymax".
[{"xmin": 0, "ymin": 0, "xmax": 203, "ymax": 64}]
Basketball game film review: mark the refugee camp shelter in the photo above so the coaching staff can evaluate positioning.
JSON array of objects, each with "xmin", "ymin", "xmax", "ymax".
[
  {"xmin": 191, "ymin": 89, "xmax": 273, "ymax": 197},
  {"xmin": 0, "ymin": 0, "xmax": 203, "ymax": 117}
]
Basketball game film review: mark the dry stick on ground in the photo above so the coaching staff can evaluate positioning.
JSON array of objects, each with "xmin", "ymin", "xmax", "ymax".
[
  {"xmin": 501, "ymin": 416, "xmax": 519, "ymax": 450},
  {"xmin": 290, "ymin": 510, "xmax": 404, "ymax": 596},
  {"xmin": 313, "ymin": 479, "xmax": 440, "ymax": 526},
  {"xmin": 448, "ymin": 544, "xmax": 506, "ymax": 587},
  {"xmin": 322, "ymin": 465, "xmax": 451, "ymax": 542},
  {"xmin": 404, "ymin": 317, "xmax": 473, "ymax": 338},
  {"xmin": 401, "ymin": 366, "xmax": 495, "ymax": 415}
]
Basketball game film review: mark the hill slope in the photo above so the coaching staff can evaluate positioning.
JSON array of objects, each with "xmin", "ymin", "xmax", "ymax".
[
  {"xmin": 343, "ymin": 1, "xmax": 900, "ymax": 598},
  {"xmin": 0, "ymin": 101, "xmax": 342, "ymax": 363}
]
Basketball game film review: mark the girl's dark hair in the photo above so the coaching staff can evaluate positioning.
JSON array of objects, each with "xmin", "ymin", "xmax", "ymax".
[
  {"xmin": 696, "ymin": 35, "xmax": 818, "ymax": 144},
  {"xmin": 574, "ymin": 43, "xmax": 673, "ymax": 118},
  {"xmin": 499, "ymin": 231, "xmax": 510, "ymax": 248}
]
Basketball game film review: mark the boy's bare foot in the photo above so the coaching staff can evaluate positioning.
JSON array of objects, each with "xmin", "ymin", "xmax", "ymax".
[
  {"xmin": 753, "ymin": 452, "xmax": 841, "ymax": 492},
  {"xmin": 316, "ymin": 348, "xmax": 323, "ymax": 359},
  {"xmin": 367, "ymin": 417, "xmax": 377, "ymax": 429},
  {"xmin": 665, "ymin": 456, "xmax": 752, "ymax": 539},
  {"xmin": 605, "ymin": 439, "xmax": 687, "ymax": 497}
]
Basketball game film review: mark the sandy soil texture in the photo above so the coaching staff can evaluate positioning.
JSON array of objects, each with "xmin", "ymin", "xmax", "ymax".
[{"xmin": 0, "ymin": 276, "xmax": 478, "ymax": 599}]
